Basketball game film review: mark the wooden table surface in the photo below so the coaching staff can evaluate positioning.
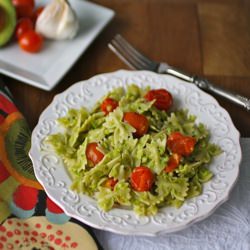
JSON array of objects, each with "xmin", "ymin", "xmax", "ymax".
[{"xmin": 4, "ymin": 0, "xmax": 250, "ymax": 136}]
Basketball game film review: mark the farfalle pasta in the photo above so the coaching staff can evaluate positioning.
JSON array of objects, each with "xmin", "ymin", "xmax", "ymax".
[{"xmin": 47, "ymin": 84, "xmax": 221, "ymax": 216}]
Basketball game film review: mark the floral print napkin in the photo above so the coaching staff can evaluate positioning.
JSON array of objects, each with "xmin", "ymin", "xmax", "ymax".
[{"xmin": 0, "ymin": 80, "xmax": 100, "ymax": 250}]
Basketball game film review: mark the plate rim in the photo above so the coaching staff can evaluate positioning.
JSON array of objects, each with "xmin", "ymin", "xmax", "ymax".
[{"xmin": 30, "ymin": 69, "xmax": 242, "ymax": 236}]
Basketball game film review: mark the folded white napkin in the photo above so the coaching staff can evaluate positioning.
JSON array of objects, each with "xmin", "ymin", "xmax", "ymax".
[{"xmin": 93, "ymin": 138, "xmax": 250, "ymax": 250}]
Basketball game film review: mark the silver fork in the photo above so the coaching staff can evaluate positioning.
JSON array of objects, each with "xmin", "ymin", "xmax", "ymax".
[{"xmin": 108, "ymin": 34, "xmax": 250, "ymax": 112}]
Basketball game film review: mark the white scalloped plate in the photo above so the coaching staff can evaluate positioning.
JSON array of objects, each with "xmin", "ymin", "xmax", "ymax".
[{"xmin": 29, "ymin": 70, "xmax": 242, "ymax": 236}]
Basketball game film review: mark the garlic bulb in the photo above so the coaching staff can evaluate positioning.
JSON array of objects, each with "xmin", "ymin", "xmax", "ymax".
[{"xmin": 35, "ymin": 0, "xmax": 79, "ymax": 40}]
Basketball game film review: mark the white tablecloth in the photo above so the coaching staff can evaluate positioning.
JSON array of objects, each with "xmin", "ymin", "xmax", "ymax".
[{"xmin": 93, "ymin": 138, "xmax": 250, "ymax": 250}]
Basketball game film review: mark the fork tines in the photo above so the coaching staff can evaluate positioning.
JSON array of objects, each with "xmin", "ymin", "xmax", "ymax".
[{"xmin": 108, "ymin": 34, "xmax": 157, "ymax": 71}]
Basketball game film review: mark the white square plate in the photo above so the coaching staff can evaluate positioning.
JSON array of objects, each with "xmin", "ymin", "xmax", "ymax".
[{"xmin": 0, "ymin": 0, "xmax": 114, "ymax": 91}]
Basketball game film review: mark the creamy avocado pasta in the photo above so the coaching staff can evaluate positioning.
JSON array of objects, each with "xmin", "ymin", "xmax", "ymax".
[{"xmin": 47, "ymin": 84, "xmax": 221, "ymax": 216}]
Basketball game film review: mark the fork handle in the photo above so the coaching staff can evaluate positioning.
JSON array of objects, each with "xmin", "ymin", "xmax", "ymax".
[{"xmin": 163, "ymin": 65, "xmax": 250, "ymax": 112}]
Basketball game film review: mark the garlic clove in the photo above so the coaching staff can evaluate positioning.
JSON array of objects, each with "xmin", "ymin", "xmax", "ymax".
[
  {"xmin": 35, "ymin": 0, "xmax": 79, "ymax": 40},
  {"xmin": 57, "ymin": 0, "xmax": 79, "ymax": 39}
]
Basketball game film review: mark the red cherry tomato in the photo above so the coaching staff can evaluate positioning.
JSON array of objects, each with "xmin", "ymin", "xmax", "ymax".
[
  {"xmin": 144, "ymin": 89, "xmax": 173, "ymax": 111},
  {"xmin": 130, "ymin": 166, "xmax": 154, "ymax": 192},
  {"xmin": 12, "ymin": 0, "xmax": 35, "ymax": 9},
  {"xmin": 167, "ymin": 132, "xmax": 183, "ymax": 152},
  {"xmin": 15, "ymin": 18, "xmax": 33, "ymax": 39},
  {"xmin": 165, "ymin": 153, "xmax": 182, "ymax": 173},
  {"xmin": 12, "ymin": 0, "xmax": 35, "ymax": 18},
  {"xmin": 18, "ymin": 30, "xmax": 43, "ymax": 53},
  {"xmin": 15, "ymin": 5, "xmax": 33, "ymax": 18},
  {"xmin": 32, "ymin": 6, "xmax": 44, "ymax": 24},
  {"xmin": 167, "ymin": 132, "xmax": 196, "ymax": 156},
  {"xmin": 103, "ymin": 178, "xmax": 118, "ymax": 190},
  {"xmin": 101, "ymin": 98, "xmax": 119, "ymax": 115},
  {"xmin": 86, "ymin": 142, "xmax": 104, "ymax": 166},
  {"xmin": 123, "ymin": 112, "xmax": 149, "ymax": 137}
]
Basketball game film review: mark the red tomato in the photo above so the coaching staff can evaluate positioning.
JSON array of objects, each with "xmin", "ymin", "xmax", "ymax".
[
  {"xmin": 15, "ymin": 18, "xmax": 33, "ymax": 39},
  {"xmin": 130, "ymin": 166, "xmax": 154, "ymax": 192},
  {"xmin": 167, "ymin": 132, "xmax": 183, "ymax": 149},
  {"xmin": 32, "ymin": 6, "xmax": 44, "ymax": 24},
  {"xmin": 144, "ymin": 89, "xmax": 173, "ymax": 111},
  {"xmin": 123, "ymin": 112, "xmax": 149, "ymax": 137},
  {"xmin": 12, "ymin": 0, "xmax": 35, "ymax": 18},
  {"xmin": 18, "ymin": 30, "xmax": 43, "ymax": 53},
  {"xmin": 167, "ymin": 132, "xmax": 196, "ymax": 156},
  {"xmin": 15, "ymin": 5, "xmax": 33, "ymax": 18},
  {"xmin": 103, "ymin": 178, "xmax": 118, "ymax": 190},
  {"xmin": 12, "ymin": 0, "xmax": 35, "ymax": 9},
  {"xmin": 165, "ymin": 153, "xmax": 182, "ymax": 173},
  {"xmin": 101, "ymin": 98, "xmax": 118, "ymax": 115},
  {"xmin": 86, "ymin": 142, "xmax": 104, "ymax": 166}
]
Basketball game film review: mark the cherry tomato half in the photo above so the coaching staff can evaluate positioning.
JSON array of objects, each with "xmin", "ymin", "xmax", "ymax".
[
  {"xmin": 15, "ymin": 18, "xmax": 33, "ymax": 39},
  {"xmin": 167, "ymin": 132, "xmax": 196, "ymax": 156},
  {"xmin": 32, "ymin": 6, "xmax": 44, "ymax": 24},
  {"xmin": 144, "ymin": 89, "xmax": 173, "ymax": 111},
  {"xmin": 165, "ymin": 153, "xmax": 182, "ymax": 173},
  {"xmin": 123, "ymin": 112, "xmax": 149, "ymax": 137},
  {"xmin": 12, "ymin": 0, "xmax": 35, "ymax": 18},
  {"xmin": 130, "ymin": 166, "xmax": 154, "ymax": 192},
  {"xmin": 86, "ymin": 142, "xmax": 104, "ymax": 166},
  {"xmin": 18, "ymin": 30, "xmax": 43, "ymax": 53},
  {"xmin": 101, "ymin": 98, "xmax": 118, "ymax": 115},
  {"xmin": 103, "ymin": 178, "xmax": 118, "ymax": 190}
]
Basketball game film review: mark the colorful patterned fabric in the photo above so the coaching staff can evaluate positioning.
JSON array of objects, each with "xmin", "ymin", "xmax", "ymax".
[
  {"xmin": 0, "ymin": 81, "xmax": 55, "ymax": 222},
  {"xmin": 0, "ymin": 217, "xmax": 98, "ymax": 249},
  {"xmin": 0, "ymin": 80, "xmax": 100, "ymax": 249}
]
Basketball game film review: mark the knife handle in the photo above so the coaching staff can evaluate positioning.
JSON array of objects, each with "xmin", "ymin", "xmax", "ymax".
[{"xmin": 162, "ymin": 65, "xmax": 250, "ymax": 112}]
